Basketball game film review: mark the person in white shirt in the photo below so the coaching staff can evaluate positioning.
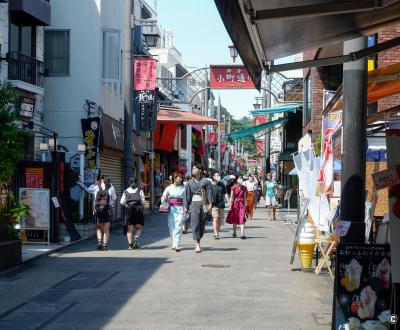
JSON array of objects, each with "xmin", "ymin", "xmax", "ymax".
[
  {"xmin": 120, "ymin": 177, "xmax": 145, "ymax": 250},
  {"xmin": 88, "ymin": 175, "xmax": 117, "ymax": 251},
  {"xmin": 243, "ymin": 175, "xmax": 257, "ymax": 219}
]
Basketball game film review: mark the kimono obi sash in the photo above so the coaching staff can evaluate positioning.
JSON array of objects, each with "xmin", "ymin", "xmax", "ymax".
[{"xmin": 170, "ymin": 198, "xmax": 183, "ymax": 206}]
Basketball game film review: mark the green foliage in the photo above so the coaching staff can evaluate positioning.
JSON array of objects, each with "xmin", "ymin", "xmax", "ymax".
[
  {"xmin": 229, "ymin": 116, "xmax": 256, "ymax": 154},
  {"xmin": 314, "ymin": 134, "xmax": 322, "ymax": 157},
  {"xmin": 0, "ymin": 82, "xmax": 31, "ymax": 182}
]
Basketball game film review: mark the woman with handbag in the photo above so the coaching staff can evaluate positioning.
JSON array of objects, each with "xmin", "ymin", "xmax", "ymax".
[
  {"xmin": 161, "ymin": 172, "xmax": 185, "ymax": 252},
  {"xmin": 120, "ymin": 177, "xmax": 145, "ymax": 250}
]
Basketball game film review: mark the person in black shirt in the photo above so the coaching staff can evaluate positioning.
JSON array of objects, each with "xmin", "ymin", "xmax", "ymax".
[{"xmin": 210, "ymin": 170, "xmax": 230, "ymax": 239}]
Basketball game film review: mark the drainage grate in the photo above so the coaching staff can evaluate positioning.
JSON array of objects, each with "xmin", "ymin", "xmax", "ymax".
[{"xmin": 201, "ymin": 264, "xmax": 231, "ymax": 268}]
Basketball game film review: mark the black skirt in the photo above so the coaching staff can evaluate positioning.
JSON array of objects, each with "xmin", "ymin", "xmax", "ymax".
[{"xmin": 123, "ymin": 206, "xmax": 144, "ymax": 226}]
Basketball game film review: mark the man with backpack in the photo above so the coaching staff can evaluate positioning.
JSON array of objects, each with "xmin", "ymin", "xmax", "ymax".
[{"xmin": 88, "ymin": 175, "xmax": 117, "ymax": 250}]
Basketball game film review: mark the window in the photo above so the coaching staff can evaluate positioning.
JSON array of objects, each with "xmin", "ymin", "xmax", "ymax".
[
  {"xmin": 44, "ymin": 30, "xmax": 70, "ymax": 76},
  {"xmin": 9, "ymin": 23, "xmax": 36, "ymax": 57},
  {"xmin": 102, "ymin": 30, "xmax": 120, "ymax": 81},
  {"xmin": 304, "ymin": 72, "xmax": 312, "ymax": 124}
]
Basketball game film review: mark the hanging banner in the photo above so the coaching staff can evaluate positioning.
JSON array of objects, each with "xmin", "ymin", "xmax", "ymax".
[
  {"xmin": 133, "ymin": 58, "xmax": 157, "ymax": 91},
  {"xmin": 210, "ymin": 65, "xmax": 255, "ymax": 89},
  {"xmin": 220, "ymin": 144, "xmax": 227, "ymax": 154},
  {"xmin": 334, "ymin": 243, "xmax": 391, "ymax": 330},
  {"xmin": 317, "ymin": 111, "xmax": 342, "ymax": 194},
  {"xmin": 81, "ymin": 117, "xmax": 101, "ymax": 169},
  {"xmin": 254, "ymin": 115, "xmax": 267, "ymax": 138},
  {"xmin": 386, "ymin": 117, "xmax": 400, "ymax": 283},
  {"xmin": 256, "ymin": 139, "xmax": 264, "ymax": 154},
  {"xmin": 208, "ymin": 133, "xmax": 218, "ymax": 145}
]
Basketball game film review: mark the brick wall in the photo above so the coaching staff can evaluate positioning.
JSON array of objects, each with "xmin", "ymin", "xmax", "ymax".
[
  {"xmin": 303, "ymin": 49, "xmax": 326, "ymax": 143},
  {"xmin": 377, "ymin": 28, "xmax": 400, "ymax": 112}
]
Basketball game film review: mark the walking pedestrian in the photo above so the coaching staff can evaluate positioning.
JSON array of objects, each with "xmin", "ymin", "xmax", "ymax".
[
  {"xmin": 210, "ymin": 170, "xmax": 229, "ymax": 239},
  {"xmin": 265, "ymin": 173, "xmax": 278, "ymax": 221},
  {"xmin": 226, "ymin": 176, "xmax": 247, "ymax": 239},
  {"xmin": 161, "ymin": 172, "xmax": 185, "ymax": 252},
  {"xmin": 88, "ymin": 175, "xmax": 117, "ymax": 251},
  {"xmin": 184, "ymin": 163, "xmax": 213, "ymax": 253},
  {"xmin": 243, "ymin": 175, "xmax": 257, "ymax": 219},
  {"xmin": 120, "ymin": 177, "xmax": 145, "ymax": 250}
]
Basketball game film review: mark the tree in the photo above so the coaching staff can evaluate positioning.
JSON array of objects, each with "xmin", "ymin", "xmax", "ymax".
[{"xmin": 0, "ymin": 82, "xmax": 31, "ymax": 240}]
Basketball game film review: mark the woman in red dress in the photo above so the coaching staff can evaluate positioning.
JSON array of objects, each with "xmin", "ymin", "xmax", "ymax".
[{"xmin": 226, "ymin": 176, "xmax": 247, "ymax": 239}]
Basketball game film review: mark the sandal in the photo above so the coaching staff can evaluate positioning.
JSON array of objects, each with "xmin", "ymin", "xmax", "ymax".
[
  {"xmin": 214, "ymin": 234, "xmax": 220, "ymax": 240},
  {"xmin": 232, "ymin": 233, "xmax": 237, "ymax": 238},
  {"xmin": 240, "ymin": 236, "xmax": 246, "ymax": 240}
]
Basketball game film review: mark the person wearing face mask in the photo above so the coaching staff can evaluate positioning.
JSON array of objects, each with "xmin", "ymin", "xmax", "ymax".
[
  {"xmin": 161, "ymin": 172, "xmax": 185, "ymax": 252},
  {"xmin": 120, "ymin": 177, "xmax": 145, "ymax": 250},
  {"xmin": 184, "ymin": 163, "xmax": 213, "ymax": 253},
  {"xmin": 243, "ymin": 175, "xmax": 257, "ymax": 220},
  {"xmin": 210, "ymin": 170, "xmax": 229, "ymax": 239},
  {"xmin": 225, "ymin": 176, "xmax": 247, "ymax": 239}
]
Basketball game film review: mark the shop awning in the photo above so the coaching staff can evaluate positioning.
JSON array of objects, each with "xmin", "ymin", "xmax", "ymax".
[
  {"xmin": 327, "ymin": 63, "xmax": 400, "ymax": 112},
  {"xmin": 229, "ymin": 117, "xmax": 288, "ymax": 140},
  {"xmin": 214, "ymin": 0, "xmax": 400, "ymax": 88},
  {"xmin": 157, "ymin": 108, "xmax": 218, "ymax": 125},
  {"xmin": 250, "ymin": 103, "xmax": 303, "ymax": 116}
]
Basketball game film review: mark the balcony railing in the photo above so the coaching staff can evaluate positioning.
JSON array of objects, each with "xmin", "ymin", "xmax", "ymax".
[{"xmin": 7, "ymin": 52, "xmax": 44, "ymax": 88}]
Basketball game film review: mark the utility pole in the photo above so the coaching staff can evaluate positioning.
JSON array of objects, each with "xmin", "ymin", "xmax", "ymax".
[
  {"xmin": 341, "ymin": 37, "xmax": 368, "ymax": 243},
  {"xmin": 124, "ymin": 3, "xmax": 134, "ymax": 189},
  {"xmin": 217, "ymin": 95, "xmax": 221, "ymax": 171},
  {"xmin": 264, "ymin": 71, "xmax": 272, "ymax": 174},
  {"xmin": 203, "ymin": 71, "xmax": 209, "ymax": 170}
]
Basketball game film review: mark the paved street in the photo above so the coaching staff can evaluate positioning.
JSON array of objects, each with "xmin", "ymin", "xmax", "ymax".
[{"xmin": 0, "ymin": 207, "xmax": 332, "ymax": 330}]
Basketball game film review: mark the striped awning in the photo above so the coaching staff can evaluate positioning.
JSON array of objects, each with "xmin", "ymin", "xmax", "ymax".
[{"xmin": 251, "ymin": 103, "xmax": 303, "ymax": 116}]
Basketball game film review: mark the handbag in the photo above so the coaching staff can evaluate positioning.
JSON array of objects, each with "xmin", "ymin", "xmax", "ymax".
[{"xmin": 159, "ymin": 202, "xmax": 170, "ymax": 213}]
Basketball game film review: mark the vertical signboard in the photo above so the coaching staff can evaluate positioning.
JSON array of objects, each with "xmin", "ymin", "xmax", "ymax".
[
  {"xmin": 81, "ymin": 117, "xmax": 101, "ymax": 169},
  {"xmin": 25, "ymin": 168, "xmax": 44, "ymax": 188},
  {"xmin": 334, "ymin": 243, "xmax": 391, "ymax": 329}
]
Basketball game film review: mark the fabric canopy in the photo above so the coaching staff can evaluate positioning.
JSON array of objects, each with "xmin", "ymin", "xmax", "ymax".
[
  {"xmin": 154, "ymin": 123, "xmax": 177, "ymax": 153},
  {"xmin": 229, "ymin": 117, "xmax": 288, "ymax": 140},
  {"xmin": 330, "ymin": 63, "xmax": 400, "ymax": 112},
  {"xmin": 250, "ymin": 103, "xmax": 303, "ymax": 115},
  {"xmin": 157, "ymin": 108, "xmax": 218, "ymax": 125}
]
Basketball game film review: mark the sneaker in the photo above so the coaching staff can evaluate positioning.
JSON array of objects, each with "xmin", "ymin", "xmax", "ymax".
[
  {"xmin": 175, "ymin": 246, "xmax": 181, "ymax": 252},
  {"xmin": 97, "ymin": 243, "xmax": 102, "ymax": 250},
  {"xmin": 103, "ymin": 245, "xmax": 108, "ymax": 251},
  {"xmin": 133, "ymin": 240, "xmax": 140, "ymax": 249},
  {"xmin": 128, "ymin": 244, "xmax": 134, "ymax": 250}
]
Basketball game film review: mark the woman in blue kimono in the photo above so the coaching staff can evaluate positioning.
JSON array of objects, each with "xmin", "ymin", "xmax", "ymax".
[{"xmin": 161, "ymin": 172, "xmax": 185, "ymax": 252}]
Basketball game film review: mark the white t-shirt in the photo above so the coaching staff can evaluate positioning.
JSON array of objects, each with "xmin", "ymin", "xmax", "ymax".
[{"xmin": 244, "ymin": 180, "xmax": 257, "ymax": 192}]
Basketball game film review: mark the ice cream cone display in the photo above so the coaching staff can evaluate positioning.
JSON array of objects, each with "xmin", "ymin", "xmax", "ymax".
[{"xmin": 297, "ymin": 242, "xmax": 316, "ymax": 269}]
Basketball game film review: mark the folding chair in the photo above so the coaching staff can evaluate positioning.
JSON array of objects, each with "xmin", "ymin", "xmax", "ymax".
[{"xmin": 284, "ymin": 189, "xmax": 292, "ymax": 213}]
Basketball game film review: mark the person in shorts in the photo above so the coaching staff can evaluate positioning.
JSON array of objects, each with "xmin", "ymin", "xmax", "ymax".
[
  {"xmin": 210, "ymin": 170, "xmax": 229, "ymax": 239},
  {"xmin": 265, "ymin": 173, "xmax": 278, "ymax": 221}
]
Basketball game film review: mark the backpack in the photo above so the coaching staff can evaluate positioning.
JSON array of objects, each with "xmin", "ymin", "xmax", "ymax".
[
  {"xmin": 95, "ymin": 186, "xmax": 110, "ymax": 217},
  {"xmin": 125, "ymin": 189, "xmax": 143, "ymax": 217}
]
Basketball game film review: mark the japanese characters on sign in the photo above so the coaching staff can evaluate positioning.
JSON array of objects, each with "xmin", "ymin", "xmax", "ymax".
[
  {"xmin": 81, "ymin": 117, "xmax": 101, "ymax": 169},
  {"xmin": 210, "ymin": 65, "xmax": 255, "ymax": 89},
  {"xmin": 25, "ymin": 167, "xmax": 44, "ymax": 188},
  {"xmin": 135, "ymin": 90, "xmax": 155, "ymax": 104},
  {"xmin": 372, "ymin": 166, "xmax": 400, "ymax": 190},
  {"xmin": 134, "ymin": 58, "xmax": 157, "ymax": 91},
  {"xmin": 19, "ymin": 96, "xmax": 35, "ymax": 118},
  {"xmin": 334, "ymin": 243, "xmax": 391, "ymax": 330}
]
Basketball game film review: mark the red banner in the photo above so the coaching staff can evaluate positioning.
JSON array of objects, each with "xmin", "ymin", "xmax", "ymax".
[
  {"xmin": 208, "ymin": 133, "xmax": 217, "ymax": 145},
  {"xmin": 134, "ymin": 58, "xmax": 157, "ymax": 91},
  {"xmin": 256, "ymin": 140, "xmax": 264, "ymax": 153},
  {"xmin": 221, "ymin": 144, "xmax": 227, "ymax": 153},
  {"xmin": 210, "ymin": 65, "xmax": 255, "ymax": 89}
]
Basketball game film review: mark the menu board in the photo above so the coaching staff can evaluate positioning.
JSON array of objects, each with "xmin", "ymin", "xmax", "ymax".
[
  {"xmin": 19, "ymin": 188, "xmax": 50, "ymax": 229},
  {"xmin": 335, "ymin": 244, "xmax": 391, "ymax": 329},
  {"xmin": 25, "ymin": 167, "xmax": 44, "ymax": 188}
]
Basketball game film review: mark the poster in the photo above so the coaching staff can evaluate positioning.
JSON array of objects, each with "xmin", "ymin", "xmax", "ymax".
[
  {"xmin": 19, "ymin": 188, "xmax": 50, "ymax": 229},
  {"xmin": 335, "ymin": 244, "xmax": 391, "ymax": 330},
  {"xmin": 317, "ymin": 111, "xmax": 342, "ymax": 194},
  {"xmin": 386, "ymin": 117, "xmax": 400, "ymax": 283},
  {"xmin": 210, "ymin": 65, "xmax": 255, "ymax": 89},
  {"xmin": 25, "ymin": 167, "xmax": 44, "ymax": 188},
  {"xmin": 81, "ymin": 117, "xmax": 100, "ymax": 169}
]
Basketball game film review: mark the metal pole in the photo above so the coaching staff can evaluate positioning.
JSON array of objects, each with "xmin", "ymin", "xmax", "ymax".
[
  {"xmin": 341, "ymin": 37, "xmax": 368, "ymax": 243},
  {"xmin": 79, "ymin": 151, "xmax": 84, "ymax": 219},
  {"xmin": 150, "ymin": 132, "xmax": 155, "ymax": 211},
  {"xmin": 217, "ymin": 95, "xmax": 221, "ymax": 171},
  {"xmin": 203, "ymin": 72, "xmax": 209, "ymax": 171},
  {"xmin": 124, "ymin": 7, "xmax": 134, "ymax": 189},
  {"xmin": 265, "ymin": 71, "xmax": 272, "ymax": 173}
]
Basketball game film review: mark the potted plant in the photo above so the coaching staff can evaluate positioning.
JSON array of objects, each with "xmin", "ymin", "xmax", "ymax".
[{"xmin": 0, "ymin": 82, "xmax": 31, "ymax": 271}]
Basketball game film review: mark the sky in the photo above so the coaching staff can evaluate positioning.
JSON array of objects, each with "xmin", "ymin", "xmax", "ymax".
[{"xmin": 155, "ymin": 0, "xmax": 300, "ymax": 119}]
